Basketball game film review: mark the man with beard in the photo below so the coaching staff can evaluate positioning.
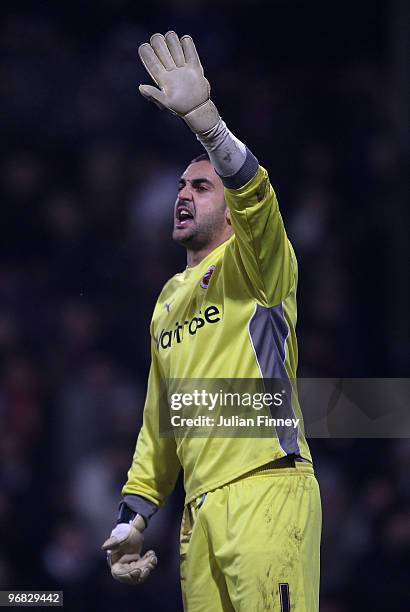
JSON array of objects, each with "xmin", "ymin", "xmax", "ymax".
[{"xmin": 103, "ymin": 32, "xmax": 321, "ymax": 612}]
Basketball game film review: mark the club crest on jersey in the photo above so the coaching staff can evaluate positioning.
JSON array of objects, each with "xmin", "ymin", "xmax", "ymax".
[{"xmin": 200, "ymin": 265, "xmax": 215, "ymax": 289}]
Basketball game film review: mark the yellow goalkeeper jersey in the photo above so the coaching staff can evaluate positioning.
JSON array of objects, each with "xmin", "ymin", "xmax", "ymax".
[{"xmin": 123, "ymin": 165, "xmax": 312, "ymax": 505}]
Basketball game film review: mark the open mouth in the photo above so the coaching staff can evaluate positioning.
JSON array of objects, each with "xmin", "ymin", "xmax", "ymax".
[{"xmin": 175, "ymin": 207, "xmax": 194, "ymax": 227}]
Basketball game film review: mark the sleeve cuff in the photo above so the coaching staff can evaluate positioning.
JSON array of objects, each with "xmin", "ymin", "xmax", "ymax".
[
  {"xmin": 119, "ymin": 494, "xmax": 159, "ymax": 527},
  {"xmin": 220, "ymin": 147, "xmax": 259, "ymax": 190}
]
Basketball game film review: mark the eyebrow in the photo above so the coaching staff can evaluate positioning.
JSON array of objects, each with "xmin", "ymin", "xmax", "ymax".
[{"xmin": 178, "ymin": 177, "xmax": 214, "ymax": 188}]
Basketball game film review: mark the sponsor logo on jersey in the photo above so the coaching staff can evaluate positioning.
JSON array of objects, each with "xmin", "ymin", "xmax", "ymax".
[
  {"xmin": 156, "ymin": 305, "xmax": 221, "ymax": 350},
  {"xmin": 200, "ymin": 265, "xmax": 215, "ymax": 289}
]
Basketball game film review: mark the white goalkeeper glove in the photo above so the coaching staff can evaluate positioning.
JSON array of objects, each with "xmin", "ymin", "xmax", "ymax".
[
  {"xmin": 102, "ymin": 514, "xmax": 157, "ymax": 585},
  {"xmin": 138, "ymin": 31, "xmax": 220, "ymax": 134}
]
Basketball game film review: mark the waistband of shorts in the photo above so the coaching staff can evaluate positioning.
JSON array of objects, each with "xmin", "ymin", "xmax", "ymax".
[{"xmin": 187, "ymin": 456, "xmax": 315, "ymax": 508}]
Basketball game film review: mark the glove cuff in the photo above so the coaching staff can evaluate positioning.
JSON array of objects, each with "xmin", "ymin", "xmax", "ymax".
[
  {"xmin": 183, "ymin": 100, "xmax": 220, "ymax": 134},
  {"xmin": 117, "ymin": 502, "xmax": 146, "ymax": 531},
  {"xmin": 132, "ymin": 514, "xmax": 147, "ymax": 533}
]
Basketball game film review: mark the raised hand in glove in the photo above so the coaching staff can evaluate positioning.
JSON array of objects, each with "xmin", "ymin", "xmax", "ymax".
[{"xmin": 138, "ymin": 31, "xmax": 220, "ymax": 134}]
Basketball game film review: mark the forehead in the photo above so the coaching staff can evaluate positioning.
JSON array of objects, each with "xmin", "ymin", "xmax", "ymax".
[{"xmin": 181, "ymin": 160, "xmax": 222, "ymax": 185}]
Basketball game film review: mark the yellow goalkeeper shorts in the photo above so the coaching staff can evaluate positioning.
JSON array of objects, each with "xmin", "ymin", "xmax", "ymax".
[{"xmin": 180, "ymin": 457, "xmax": 321, "ymax": 612}]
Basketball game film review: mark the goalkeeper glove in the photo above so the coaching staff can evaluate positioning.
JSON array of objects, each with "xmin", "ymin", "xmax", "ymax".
[
  {"xmin": 102, "ymin": 512, "xmax": 157, "ymax": 585},
  {"xmin": 138, "ymin": 31, "xmax": 220, "ymax": 134}
]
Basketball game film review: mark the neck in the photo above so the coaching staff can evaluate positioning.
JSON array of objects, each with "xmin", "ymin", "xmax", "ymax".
[{"xmin": 186, "ymin": 234, "xmax": 231, "ymax": 268}]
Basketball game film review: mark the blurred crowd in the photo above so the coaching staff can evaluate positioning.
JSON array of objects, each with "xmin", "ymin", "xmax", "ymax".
[{"xmin": 0, "ymin": 1, "xmax": 408, "ymax": 611}]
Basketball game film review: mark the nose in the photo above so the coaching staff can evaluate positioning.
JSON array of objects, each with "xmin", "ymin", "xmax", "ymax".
[{"xmin": 178, "ymin": 183, "xmax": 193, "ymax": 202}]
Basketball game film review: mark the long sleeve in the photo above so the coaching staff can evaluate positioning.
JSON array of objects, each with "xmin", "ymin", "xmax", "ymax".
[
  {"xmin": 122, "ymin": 337, "xmax": 181, "ymax": 507},
  {"xmin": 224, "ymin": 158, "xmax": 296, "ymax": 307}
]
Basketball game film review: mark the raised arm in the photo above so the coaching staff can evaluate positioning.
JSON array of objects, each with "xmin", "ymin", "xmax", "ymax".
[{"xmin": 138, "ymin": 32, "xmax": 295, "ymax": 305}]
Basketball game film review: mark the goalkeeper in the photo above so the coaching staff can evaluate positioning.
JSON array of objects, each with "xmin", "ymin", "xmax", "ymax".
[{"xmin": 102, "ymin": 32, "xmax": 321, "ymax": 611}]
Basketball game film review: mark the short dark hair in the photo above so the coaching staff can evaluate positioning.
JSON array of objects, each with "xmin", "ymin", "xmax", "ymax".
[{"xmin": 189, "ymin": 152, "xmax": 210, "ymax": 164}]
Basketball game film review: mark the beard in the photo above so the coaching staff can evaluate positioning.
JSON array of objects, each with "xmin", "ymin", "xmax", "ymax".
[
  {"xmin": 173, "ymin": 209, "xmax": 227, "ymax": 250},
  {"xmin": 172, "ymin": 219, "xmax": 198, "ymax": 246}
]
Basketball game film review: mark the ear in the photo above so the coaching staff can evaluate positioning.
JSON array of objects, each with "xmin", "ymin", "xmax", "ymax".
[{"xmin": 225, "ymin": 207, "xmax": 231, "ymax": 226}]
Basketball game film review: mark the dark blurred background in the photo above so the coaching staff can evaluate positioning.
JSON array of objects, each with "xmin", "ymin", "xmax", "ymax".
[{"xmin": 0, "ymin": 0, "xmax": 409, "ymax": 610}]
